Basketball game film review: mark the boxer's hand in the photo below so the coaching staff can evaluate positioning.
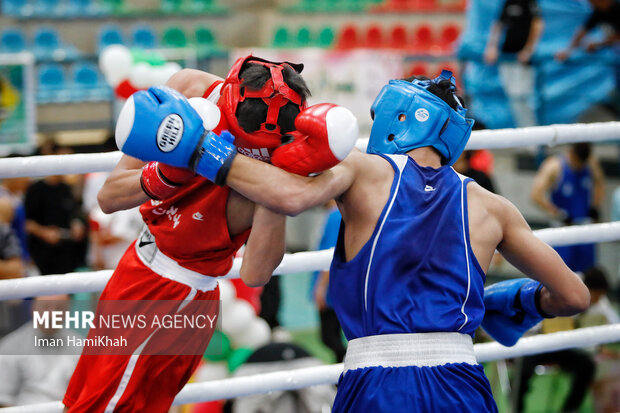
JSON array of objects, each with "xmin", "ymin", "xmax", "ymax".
[
  {"xmin": 140, "ymin": 162, "xmax": 195, "ymax": 200},
  {"xmin": 481, "ymin": 278, "xmax": 548, "ymax": 346},
  {"xmin": 115, "ymin": 86, "xmax": 235, "ymax": 185},
  {"xmin": 271, "ymin": 103, "xmax": 358, "ymax": 175}
]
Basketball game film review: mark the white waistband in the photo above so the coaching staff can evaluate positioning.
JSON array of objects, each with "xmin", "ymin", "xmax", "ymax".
[
  {"xmin": 343, "ymin": 332, "xmax": 477, "ymax": 373},
  {"xmin": 135, "ymin": 228, "xmax": 218, "ymax": 292}
]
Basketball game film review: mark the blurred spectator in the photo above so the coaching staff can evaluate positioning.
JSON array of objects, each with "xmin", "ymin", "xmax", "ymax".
[
  {"xmin": 1, "ymin": 168, "xmax": 31, "ymax": 264},
  {"xmin": 613, "ymin": 186, "xmax": 620, "ymax": 287},
  {"xmin": 0, "ymin": 196, "xmax": 27, "ymax": 338},
  {"xmin": 24, "ymin": 172, "xmax": 86, "ymax": 274},
  {"xmin": 311, "ymin": 201, "xmax": 346, "ymax": 363},
  {"xmin": 556, "ymin": 0, "xmax": 620, "ymax": 114},
  {"xmin": 531, "ymin": 142, "xmax": 605, "ymax": 272},
  {"xmin": 81, "ymin": 137, "xmax": 142, "ymax": 270},
  {"xmin": 578, "ymin": 266, "xmax": 620, "ymax": 328},
  {"xmin": 82, "ymin": 171, "xmax": 142, "ymax": 270},
  {"xmin": 516, "ymin": 307, "xmax": 596, "ymax": 413},
  {"xmin": 0, "ymin": 197, "xmax": 24, "ymax": 280},
  {"xmin": 613, "ymin": 186, "xmax": 620, "ymax": 222},
  {"xmin": 453, "ymin": 151, "xmax": 497, "ymax": 193},
  {"xmin": 575, "ymin": 267, "xmax": 620, "ymax": 413},
  {"xmin": 24, "ymin": 144, "xmax": 87, "ymax": 275},
  {"xmin": 259, "ymin": 276, "xmax": 283, "ymax": 335},
  {"xmin": 555, "ymin": 0, "xmax": 620, "ymax": 61},
  {"xmin": 228, "ymin": 342, "xmax": 336, "ymax": 413},
  {"xmin": 484, "ymin": 0, "xmax": 544, "ymax": 127},
  {"xmin": 0, "ymin": 295, "xmax": 81, "ymax": 407},
  {"xmin": 454, "ymin": 120, "xmax": 498, "ymax": 192}
]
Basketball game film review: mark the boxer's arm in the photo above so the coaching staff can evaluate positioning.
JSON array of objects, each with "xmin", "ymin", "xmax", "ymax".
[
  {"xmin": 226, "ymin": 149, "xmax": 362, "ymax": 216},
  {"xmin": 165, "ymin": 68, "xmax": 223, "ymax": 98},
  {"xmin": 98, "ymin": 155, "xmax": 148, "ymax": 214},
  {"xmin": 496, "ymin": 196, "xmax": 590, "ymax": 316},
  {"xmin": 240, "ymin": 206, "xmax": 286, "ymax": 287},
  {"xmin": 99, "ymin": 70, "xmax": 222, "ymax": 213}
]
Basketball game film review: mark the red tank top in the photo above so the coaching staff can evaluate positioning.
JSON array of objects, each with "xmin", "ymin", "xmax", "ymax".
[
  {"xmin": 139, "ymin": 80, "xmax": 250, "ymax": 276},
  {"xmin": 139, "ymin": 178, "xmax": 250, "ymax": 276}
]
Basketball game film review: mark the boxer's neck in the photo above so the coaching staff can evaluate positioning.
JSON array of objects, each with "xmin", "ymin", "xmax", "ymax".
[{"xmin": 407, "ymin": 147, "xmax": 442, "ymax": 169}]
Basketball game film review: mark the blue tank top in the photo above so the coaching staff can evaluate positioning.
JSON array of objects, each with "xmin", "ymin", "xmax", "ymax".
[
  {"xmin": 550, "ymin": 156, "xmax": 592, "ymax": 220},
  {"xmin": 329, "ymin": 154, "xmax": 486, "ymax": 341}
]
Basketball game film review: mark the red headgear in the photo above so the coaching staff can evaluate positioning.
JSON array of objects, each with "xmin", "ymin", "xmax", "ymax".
[{"xmin": 218, "ymin": 55, "xmax": 307, "ymax": 155}]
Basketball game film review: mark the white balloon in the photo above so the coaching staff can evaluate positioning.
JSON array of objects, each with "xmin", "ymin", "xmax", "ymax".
[
  {"xmin": 194, "ymin": 361, "xmax": 229, "ymax": 382},
  {"xmin": 104, "ymin": 70, "xmax": 127, "ymax": 88},
  {"xmin": 149, "ymin": 66, "xmax": 168, "ymax": 87},
  {"xmin": 162, "ymin": 61, "xmax": 182, "ymax": 77},
  {"xmin": 99, "ymin": 45, "xmax": 132, "ymax": 86},
  {"xmin": 188, "ymin": 97, "xmax": 221, "ymax": 130},
  {"xmin": 129, "ymin": 62, "xmax": 154, "ymax": 89},
  {"xmin": 149, "ymin": 62, "xmax": 182, "ymax": 87},
  {"xmin": 218, "ymin": 279, "xmax": 236, "ymax": 305},
  {"xmin": 220, "ymin": 299, "xmax": 255, "ymax": 338},
  {"xmin": 233, "ymin": 317, "xmax": 271, "ymax": 349}
]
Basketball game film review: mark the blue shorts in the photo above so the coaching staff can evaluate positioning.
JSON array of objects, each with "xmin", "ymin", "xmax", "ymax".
[{"xmin": 332, "ymin": 362, "xmax": 498, "ymax": 413}]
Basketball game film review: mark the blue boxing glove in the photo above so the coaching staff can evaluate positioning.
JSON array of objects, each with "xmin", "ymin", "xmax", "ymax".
[
  {"xmin": 481, "ymin": 278, "xmax": 550, "ymax": 346},
  {"xmin": 115, "ymin": 86, "xmax": 236, "ymax": 185}
]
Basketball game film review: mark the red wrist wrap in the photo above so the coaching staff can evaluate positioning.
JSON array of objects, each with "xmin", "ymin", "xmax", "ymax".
[{"xmin": 140, "ymin": 162, "xmax": 182, "ymax": 200}]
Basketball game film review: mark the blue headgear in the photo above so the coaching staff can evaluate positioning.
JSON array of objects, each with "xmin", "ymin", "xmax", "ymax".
[{"xmin": 367, "ymin": 70, "xmax": 474, "ymax": 166}]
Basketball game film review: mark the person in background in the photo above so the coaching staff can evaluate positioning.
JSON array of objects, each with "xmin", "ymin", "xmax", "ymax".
[
  {"xmin": 519, "ymin": 267, "xmax": 618, "ymax": 413},
  {"xmin": 613, "ymin": 186, "xmax": 620, "ymax": 292},
  {"xmin": 555, "ymin": 0, "xmax": 620, "ymax": 62},
  {"xmin": 484, "ymin": 0, "xmax": 545, "ymax": 127},
  {"xmin": 577, "ymin": 267, "xmax": 620, "ymax": 413},
  {"xmin": 0, "ymin": 196, "xmax": 27, "ymax": 338},
  {"xmin": 531, "ymin": 142, "xmax": 605, "ymax": 272},
  {"xmin": 0, "ymin": 197, "xmax": 23, "ymax": 281},
  {"xmin": 0, "ymin": 295, "xmax": 81, "ymax": 407},
  {"xmin": 0, "ymin": 164, "xmax": 31, "ymax": 265},
  {"xmin": 312, "ymin": 200, "xmax": 346, "ymax": 363},
  {"xmin": 516, "ymin": 319, "xmax": 596, "ymax": 413},
  {"xmin": 81, "ymin": 137, "xmax": 143, "ymax": 271},
  {"xmin": 24, "ymin": 143, "xmax": 87, "ymax": 275},
  {"xmin": 578, "ymin": 267, "xmax": 620, "ymax": 328},
  {"xmin": 453, "ymin": 151, "xmax": 497, "ymax": 194},
  {"xmin": 557, "ymin": 0, "xmax": 620, "ymax": 115}
]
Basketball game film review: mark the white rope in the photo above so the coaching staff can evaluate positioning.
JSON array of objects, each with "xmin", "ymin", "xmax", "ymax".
[
  {"xmin": 2, "ymin": 324, "xmax": 619, "ymax": 412},
  {"xmin": 0, "ymin": 249, "xmax": 335, "ymax": 300},
  {"xmin": 0, "ymin": 152, "xmax": 122, "ymax": 178},
  {"xmin": 0, "ymin": 122, "xmax": 618, "ymax": 178},
  {"xmin": 1, "ymin": 221, "xmax": 619, "ymax": 300},
  {"xmin": 534, "ymin": 221, "xmax": 620, "ymax": 246},
  {"xmin": 355, "ymin": 121, "xmax": 620, "ymax": 152}
]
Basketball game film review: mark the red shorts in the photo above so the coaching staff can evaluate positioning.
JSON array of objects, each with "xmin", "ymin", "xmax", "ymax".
[{"xmin": 63, "ymin": 244, "xmax": 220, "ymax": 413}]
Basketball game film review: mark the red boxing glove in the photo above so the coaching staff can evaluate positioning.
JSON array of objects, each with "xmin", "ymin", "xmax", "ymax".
[
  {"xmin": 271, "ymin": 103, "xmax": 358, "ymax": 175},
  {"xmin": 140, "ymin": 162, "xmax": 195, "ymax": 200}
]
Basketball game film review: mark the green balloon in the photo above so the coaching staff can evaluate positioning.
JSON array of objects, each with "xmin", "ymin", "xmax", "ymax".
[
  {"xmin": 227, "ymin": 347, "xmax": 254, "ymax": 372},
  {"xmin": 204, "ymin": 330, "xmax": 232, "ymax": 362},
  {"xmin": 131, "ymin": 49, "xmax": 166, "ymax": 66}
]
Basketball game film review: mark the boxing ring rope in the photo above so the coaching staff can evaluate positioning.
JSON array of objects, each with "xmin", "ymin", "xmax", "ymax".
[
  {"xmin": 0, "ymin": 121, "xmax": 618, "ymax": 178},
  {"xmin": 0, "ymin": 121, "xmax": 618, "ymax": 411},
  {"xmin": 0, "ymin": 221, "xmax": 619, "ymax": 300},
  {"xmin": 2, "ymin": 323, "xmax": 619, "ymax": 412}
]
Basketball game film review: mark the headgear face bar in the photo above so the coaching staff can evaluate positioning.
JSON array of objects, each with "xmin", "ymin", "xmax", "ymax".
[
  {"xmin": 219, "ymin": 55, "xmax": 307, "ymax": 151},
  {"xmin": 367, "ymin": 70, "xmax": 474, "ymax": 166}
]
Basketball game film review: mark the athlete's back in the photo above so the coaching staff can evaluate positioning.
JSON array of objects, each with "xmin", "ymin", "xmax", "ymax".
[
  {"xmin": 330, "ymin": 153, "xmax": 485, "ymax": 339},
  {"xmin": 329, "ymin": 151, "xmax": 497, "ymax": 412}
]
